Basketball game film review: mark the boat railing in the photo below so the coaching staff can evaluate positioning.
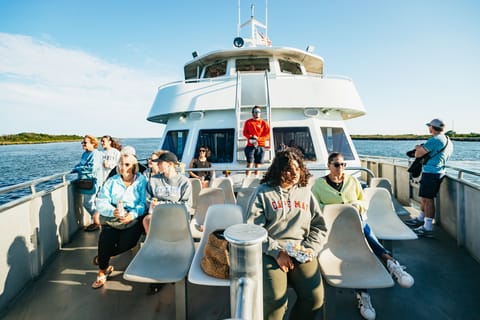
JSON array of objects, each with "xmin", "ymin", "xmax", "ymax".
[{"xmin": 0, "ymin": 171, "xmax": 73, "ymax": 210}]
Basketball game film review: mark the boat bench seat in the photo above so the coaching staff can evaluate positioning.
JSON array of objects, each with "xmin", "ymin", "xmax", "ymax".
[
  {"xmin": 318, "ymin": 204, "xmax": 394, "ymax": 319},
  {"xmin": 363, "ymin": 187, "xmax": 417, "ymax": 251},
  {"xmin": 123, "ymin": 204, "xmax": 195, "ymax": 320}
]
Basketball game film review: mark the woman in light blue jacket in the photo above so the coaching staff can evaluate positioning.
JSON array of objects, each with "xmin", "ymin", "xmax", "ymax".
[
  {"xmin": 72, "ymin": 134, "xmax": 103, "ymax": 231},
  {"xmin": 92, "ymin": 152, "xmax": 147, "ymax": 289}
]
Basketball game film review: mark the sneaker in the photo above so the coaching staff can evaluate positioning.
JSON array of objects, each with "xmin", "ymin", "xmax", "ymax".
[
  {"xmin": 404, "ymin": 218, "xmax": 424, "ymax": 228},
  {"xmin": 387, "ymin": 260, "xmax": 414, "ymax": 288},
  {"xmin": 413, "ymin": 225, "xmax": 433, "ymax": 238},
  {"xmin": 356, "ymin": 291, "xmax": 376, "ymax": 320}
]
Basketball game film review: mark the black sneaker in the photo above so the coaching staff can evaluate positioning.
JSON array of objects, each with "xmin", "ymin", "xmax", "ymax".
[
  {"xmin": 404, "ymin": 218, "xmax": 424, "ymax": 228},
  {"xmin": 413, "ymin": 226, "xmax": 434, "ymax": 238}
]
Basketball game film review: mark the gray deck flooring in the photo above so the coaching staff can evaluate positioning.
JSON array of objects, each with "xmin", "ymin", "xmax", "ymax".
[{"xmin": 2, "ymin": 213, "xmax": 480, "ymax": 320}]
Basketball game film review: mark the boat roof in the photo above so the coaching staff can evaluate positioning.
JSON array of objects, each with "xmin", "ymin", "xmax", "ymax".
[{"xmin": 184, "ymin": 46, "xmax": 324, "ymax": 76}]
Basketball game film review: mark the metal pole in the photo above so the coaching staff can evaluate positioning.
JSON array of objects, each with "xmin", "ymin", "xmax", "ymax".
[{"xmin": 224, "ymin": 223, "xmax": 267, "ymax": 320}]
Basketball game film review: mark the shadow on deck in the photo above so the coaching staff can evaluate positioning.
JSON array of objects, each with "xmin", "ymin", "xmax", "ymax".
[{"xmin": 2, "ymin": 212, "xmax": 480, "ymax": 320}]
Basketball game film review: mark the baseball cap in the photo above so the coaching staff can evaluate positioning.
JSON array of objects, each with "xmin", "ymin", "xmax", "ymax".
[
  {"xmin": 153, "ymin": 151, "xmax": 178, "ymax": 164},
  {"xmin": 426, "ymin": 118, "xmax": 445, "ymax": 129}
]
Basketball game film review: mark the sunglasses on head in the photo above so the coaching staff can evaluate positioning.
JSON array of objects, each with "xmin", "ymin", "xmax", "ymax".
[{"xmin": 331, "ymin": 162, "xmax": 346, "ymax": 168}]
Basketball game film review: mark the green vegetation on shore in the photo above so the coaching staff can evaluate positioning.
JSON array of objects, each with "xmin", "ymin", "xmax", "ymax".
[
  {"xmin": 0, "ymin": 132, "xmax": 83, "ymax": 145},
  {"xmin": 351, "ymin": 131, "xmax": 480, "ymax": 141},
  {"xmin": 1, "ymin": 131, "xmax": 480, "ymax": 145}
]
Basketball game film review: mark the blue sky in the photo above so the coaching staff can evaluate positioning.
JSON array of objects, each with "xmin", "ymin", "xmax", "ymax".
[{"xmin": 1, "ymin": 0, "xmax": 479, "ymax": 138}]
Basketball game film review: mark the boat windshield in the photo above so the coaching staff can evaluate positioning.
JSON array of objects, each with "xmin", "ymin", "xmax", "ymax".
[
  {"xmin": 236, "ymin": 58, "xmax": 270, "ymax": 72},
  {"xmin": 279, "ymin": 59, "xmax": 303, "ymax": 75},
  {"xmin": 273, "ymin": 127, "xmax": 316, "ymax": 161},
  {"xmin": 204, "ymin": 61, "xmax": 227, "ymax": 78},
  {"xmin": 321, "ymin": 127, "xmax": 355, "ymax": 160}
]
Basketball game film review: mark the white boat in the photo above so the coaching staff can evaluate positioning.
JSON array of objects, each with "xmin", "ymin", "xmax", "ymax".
[
  {"xmin": 1, "ymin": 4, "xmax": 480, "ymax": 320},
  {"xmin": 146, "ymin": 6, "xmax": 365, "ymax": 178}
]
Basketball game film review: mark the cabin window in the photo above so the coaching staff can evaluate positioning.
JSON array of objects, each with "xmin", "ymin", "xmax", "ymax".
[
  {"xmin": 236, "ymin": 58, "xmax": 270, "ymax": 72},
  {"xmin": 184, "ymin": 65, "xmax": 199, "ymax": 80},
  {"xmin": 279, "ymin": 59, "xmax": 302, "ymax": 75},
  {"xmin": 320, "ymin": 127, "xmax": 355, "ymax": 160},
  {"xmin": 272, "ymin": 127, "xmax": 316, "ymax": 161},
  {"xmin": 161, "ymin": 130, "xmax": 189, "ymax": 160},
  {"xmin": 195, "ymin": 129, "xmax": 235, "ymax": 163},
  {"xmin": 204, "ymin": 61, "xmax": 227, "ymax": 78}
]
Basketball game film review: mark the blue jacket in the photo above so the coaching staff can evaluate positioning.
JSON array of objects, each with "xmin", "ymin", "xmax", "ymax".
[{"xmin": 96, "ymin": 173, "xmax": 147, "ymax": 219}]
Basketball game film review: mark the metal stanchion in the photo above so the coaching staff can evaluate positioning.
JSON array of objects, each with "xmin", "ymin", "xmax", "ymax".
[{"xmin": 224, "ymin": 223, "xmax": 267, "ymax": 320}]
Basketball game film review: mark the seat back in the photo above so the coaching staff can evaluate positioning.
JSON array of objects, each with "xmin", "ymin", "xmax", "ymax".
[
  {"xmin": 124, "ymin": 203, "xmax": 194, "ymax": 283},
  {"xmin": 209, "ymin": 177, "xmax": 236, "ymax": 204},
  {"xmin": 369, "ymin": 177, "xmax": 393, "ymax": 194},
  {"xmin": 188, "ymin": 204, "xmax": 244, "ymax": 286},
  {"xmin": 189, "ymin": 178, "xmax": 203, "ymax": 210},
  {"xmin": 194, "ymin": 188, "xmax": 225, "ymax": 226},
  {"xmin": 363, "ymin": 187, "xmax": 417, "ymax": 240},
  {"xmin": 235, "ymin": 187, "xmax": 256, "ymax": 220},
  {"xmin": 319, "ymin": 204, "xmax": 394, "ymax": 289},
  {"xmin": 241, "ymin": 175, "xmax": 261, "ymax": 188}
]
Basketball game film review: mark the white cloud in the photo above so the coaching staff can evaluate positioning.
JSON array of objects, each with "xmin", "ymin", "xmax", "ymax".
[{"xmin": 0, "ymin": 33, "xmax": 171, "ymax": 137}]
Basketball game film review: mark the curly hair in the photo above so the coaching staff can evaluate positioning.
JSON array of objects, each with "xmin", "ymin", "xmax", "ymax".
[{"xmin": 261, "ymin": 148, "xmax": 311, "ymax": 187}]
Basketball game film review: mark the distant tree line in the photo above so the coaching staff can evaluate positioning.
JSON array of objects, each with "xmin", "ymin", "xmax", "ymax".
[
  {"xmin": 351, "ymin": 131, "xmax": 480, "ymax": 141},
  {"xmin": 0, "ymin": 132, "xmax": 83, "ymax": 145}
]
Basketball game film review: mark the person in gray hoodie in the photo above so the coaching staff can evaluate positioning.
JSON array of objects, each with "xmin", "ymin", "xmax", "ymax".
[{"xmin": 246, "ymin": 148, "xmax": 327, "ymax": 320}]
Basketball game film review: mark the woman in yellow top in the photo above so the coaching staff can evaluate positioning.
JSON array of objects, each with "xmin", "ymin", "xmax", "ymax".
[{"xmin": 311, "ymin": 152, "xmax": 414, "ymax": 320}]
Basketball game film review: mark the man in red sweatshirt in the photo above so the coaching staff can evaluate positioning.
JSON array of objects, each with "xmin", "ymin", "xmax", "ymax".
[{"xmin": 243, "ymin": 105, "xmax": 270, "ymax": 176}]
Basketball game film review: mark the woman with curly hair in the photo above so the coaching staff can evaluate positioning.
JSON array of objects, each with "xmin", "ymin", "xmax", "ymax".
[{"xmin": 246, "ymin": 148, "xmax": 327, "ymax": 320}]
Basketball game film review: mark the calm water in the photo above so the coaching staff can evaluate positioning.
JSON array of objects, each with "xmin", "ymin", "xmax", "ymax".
[{"xmin": 1, "ymin": 138, "xmax": 479, "ymax": 204}]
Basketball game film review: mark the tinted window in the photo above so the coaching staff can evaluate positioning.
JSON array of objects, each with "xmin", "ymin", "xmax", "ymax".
[
  {"xmin": 161, "ymin": 130, "xmax": 189, "ymax": 160},
  {"xmin": 321, "ymin": 127, "xmax": 355, "ymax": 160},
  {"xmin": 204, "ymin": 61, "xmax": 227, "ymax": 78},
  {"xmin": 273, "ymin": 127, "xmax": 316, "ymax": 161},
  {"xmin": 196, "ymin": 129, "xmax": 235, "ymax": 163},
  {"xmin": 279, "ymin": 59, "xmax": 302, "ymax": 75},
  {"xmin": 236, "ymin": 58, "xmax": 270, "ymax": 72}
]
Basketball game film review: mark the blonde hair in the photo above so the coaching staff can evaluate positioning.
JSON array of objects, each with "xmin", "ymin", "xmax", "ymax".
[
  {"xmin": 117, "ymin": 153, "xmax": 139, "ymax": 176},
  {"xmin": 84, "ymin": 134, "xmax": 99, "ymax": 149}
]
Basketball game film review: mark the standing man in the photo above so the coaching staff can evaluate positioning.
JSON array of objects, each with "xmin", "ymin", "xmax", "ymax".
[
  {"xmin": 405, "ymin": 118, "xmax": 453, "ymax": 237},
  {"xmin": 243, "ymin": 105, "xmax": 270, "ymax": 176}
]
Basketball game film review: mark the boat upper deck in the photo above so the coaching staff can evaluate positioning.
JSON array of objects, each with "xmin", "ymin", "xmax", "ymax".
[{"xmin": 2, "ymin": 204, "xmax": 479, "ymax": 320}]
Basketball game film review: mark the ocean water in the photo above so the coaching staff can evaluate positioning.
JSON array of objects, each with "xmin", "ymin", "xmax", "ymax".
[{"xmin": 1, "ymin": 138, "xmax": 479, "ymax": 204}]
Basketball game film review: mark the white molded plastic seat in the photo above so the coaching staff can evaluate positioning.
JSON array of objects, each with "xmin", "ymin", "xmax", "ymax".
[
  {"xmin": 241, "ymin": 175, "xmax": 261, "ymax": 188},
  {"xmin": 209, "ymin": 177, "xmax": 236, "ymax": 204},
  {"xmin": 190, "ymin": 187, "xmax": 225, "ymax": 239},
  {"xmin": 319, "ymin": 204, "xmax": 394, "ymax": 289},
  {"xmin": 363, "ymin": 187, "xmax": 417, "ymax": 240},
  {"xmin": 188, "ymin": 204, "xmax": 244, "ymax": 286},
  {"xmin": 124, "ymin": 203, "xmax": 194, "ymax": 283},
  {"xmin": 235, "ymin": 187, "xmax": 256, "ymax": 220},
  {"xmin": 369, "ymin": 177, "xmax": 408, "ymax": 215},
  {"xmin": 123, "ymin": 203, "xmax": 194, "ymax": 320},
  {"xmin": 189, "ymin": 178, "xmax": 203, "ymax": 212}
]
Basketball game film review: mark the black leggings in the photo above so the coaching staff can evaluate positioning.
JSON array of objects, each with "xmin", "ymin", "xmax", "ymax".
[{"xmin": 97, "ymin": 222, "xmax": 143, "ymax": 270}]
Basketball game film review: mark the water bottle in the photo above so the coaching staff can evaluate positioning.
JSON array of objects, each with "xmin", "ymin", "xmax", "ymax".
[{"xmin": 117, "ymin": 200, "xmax": 124, "ymax": 217}]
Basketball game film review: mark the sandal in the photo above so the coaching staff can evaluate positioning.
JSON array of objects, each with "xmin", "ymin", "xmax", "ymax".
[
  {"xmin": 91, "ymin": 266, "xmax": 114, "ymax": 289},
  {"xmin": 84, "ymin": 223, "xmax": 100, "ymax": 232}
]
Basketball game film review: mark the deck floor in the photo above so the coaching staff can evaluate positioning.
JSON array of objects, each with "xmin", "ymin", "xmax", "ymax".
[{"xmin": 2, "ymin": 211, "xmax": 480, "ymax": 320}]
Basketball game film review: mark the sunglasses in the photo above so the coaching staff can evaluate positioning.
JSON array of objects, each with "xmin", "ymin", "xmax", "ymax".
[
  {"xmin": 331, "ymin": 162, "xmax": 346, "ymax": 168},
  {"xmin": 199, "ymin": 149, "xmax": 207, "ymax": 152},
  {"xmin": 253, "ymin": 110, "xmax": 261, "ymax": 114},
  {"xmin": 81, "ymin": 141, "xmax": 88, "ymax": 145}
]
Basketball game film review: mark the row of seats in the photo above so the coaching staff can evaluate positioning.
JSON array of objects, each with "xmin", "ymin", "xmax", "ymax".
[{"xmin": 123, "ymin": 177, "xmax": 415, "ymax": 319}]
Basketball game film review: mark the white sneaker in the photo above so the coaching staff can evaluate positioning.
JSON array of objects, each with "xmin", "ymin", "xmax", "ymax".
[
  {"xmin": 387, "ymin": 259, "xmax": 415, "ymax": 288},
  {"xmin": 356, "ymin": 291, "xmax": 376, "ymax": 320}
]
